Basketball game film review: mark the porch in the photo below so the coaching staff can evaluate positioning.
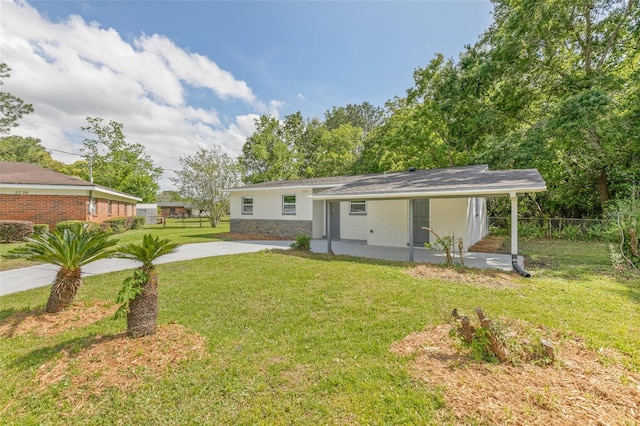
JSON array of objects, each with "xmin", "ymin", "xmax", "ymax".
[{"xmin": 310, "ymin": 239, "xmax": 522, "ymax": 272}]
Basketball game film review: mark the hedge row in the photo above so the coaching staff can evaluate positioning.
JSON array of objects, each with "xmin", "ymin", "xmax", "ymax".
[
  {"xmin": 1, "ymin": 216, "xmax": 147, "ymax": 243},
  {"xmin": 0, "ymin": 221, "xmax": 35, "ymax": 243}
]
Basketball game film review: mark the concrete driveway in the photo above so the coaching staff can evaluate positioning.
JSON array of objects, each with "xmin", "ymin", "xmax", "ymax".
[{"xmin": 0, "ymin": 241, "xmax": 292, "ymax": 296}]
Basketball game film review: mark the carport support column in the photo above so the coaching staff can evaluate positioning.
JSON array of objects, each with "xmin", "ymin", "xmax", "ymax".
[
  {"xmin": 326, "ymin": 200, "xmax": 332, "ymax": 254},
  {"xmin": 510, "ymin": 193, "xmax": 518, "ymax": 262},
  {"xmin": 409, "ymin": 199, "xmax": 414, "ymax": 262}
]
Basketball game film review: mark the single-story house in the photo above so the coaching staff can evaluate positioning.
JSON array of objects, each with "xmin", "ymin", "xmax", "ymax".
[
  {"xmin": 227, "ymin": 164, "xmax": 546, "ymax": 266},
  {"xmin": 157, "ymin": 202, "xmax": 205, "ymax": 218},
  {"xmin": 0, "ymin": 162, "xmax": 141, "ymax": 229}
]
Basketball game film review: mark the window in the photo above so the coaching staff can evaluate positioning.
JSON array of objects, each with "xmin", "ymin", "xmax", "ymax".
[
  {"xmin": 282, "ymin": 195, "xmax": 296, "ymax": 215},
  {"xmin": 349, "ymin": 200, "xmax": 367, "ymax": 215},
  {"xmin": 108, "ymin": 200, "xmax": 113, "ymax": 216},
  {"xmin": 242, "ymin": 196, "xmax": 253, "ymax": 215}
]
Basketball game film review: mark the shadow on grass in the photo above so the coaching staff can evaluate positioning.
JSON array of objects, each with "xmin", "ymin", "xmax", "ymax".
[
  {"xmin": 269, "ymin": 248, "xmax": 426, "ymax": 268},
  {"xmin": 608, "ymin": 276, "xmax": 640, "ymax": 304},
  {"xmin": 0, "ymin": 308, "xmax": 16, "ymax": 322},
  {"xmin": 9, "ymin": 333, "xmax": 123, "ymax": 371}
]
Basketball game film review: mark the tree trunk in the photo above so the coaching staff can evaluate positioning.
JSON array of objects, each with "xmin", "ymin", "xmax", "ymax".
[
  {"xmin": 127, "ymin": 267, "xmax": 158, "ymax": 338},
  {"xmin": 45, "ymin": 268, "xmax": 82, "ymax": 313},
  {"xmin": 597, "ymin": 169, "xmax": 610, "ymax": 211}
]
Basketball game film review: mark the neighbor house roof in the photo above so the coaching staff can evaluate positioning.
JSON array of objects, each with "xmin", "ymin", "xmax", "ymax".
[
  {"xmin": 227, "ymin": 165, "xmax": 546, "ymax": 200},
  {"xmin": 0, "ymin": 162, "xmax": 142, "ymax": 202}
]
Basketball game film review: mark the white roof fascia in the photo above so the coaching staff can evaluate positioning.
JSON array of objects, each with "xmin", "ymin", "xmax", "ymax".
[
  {"xmin": 1, "ymin": 183, "xmax": 141, "ymax": 202},
  {"xmin": 226, "ymin": 184, "xmax": 343, "ymax": 192},
  {"xmin": 92, "ymin": 186, "xmax": 142, "ymax": 202},
  {"xmin": 308, "ymin": 185, "xmax": 547, "ymax": 200},
  {"xmin": 1, "ymin": 183, "xmax": 93, "ymax": 191}
]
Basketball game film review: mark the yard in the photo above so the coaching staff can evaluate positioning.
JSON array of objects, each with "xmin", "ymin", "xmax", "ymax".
[{"xmin": 0, "ymin": 239, "xmax": 638, "ymax": 424}]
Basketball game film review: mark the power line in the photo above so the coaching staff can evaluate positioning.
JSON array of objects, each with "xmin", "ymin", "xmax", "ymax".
[{"xmin": 46, "ymin": 148, "xmax": 83, "ymax": 157}]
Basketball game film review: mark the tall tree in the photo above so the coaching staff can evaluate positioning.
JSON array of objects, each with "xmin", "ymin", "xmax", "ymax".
[
  {"xmin": 0, "ymin": 136, "xmax": 53, "ymax": 165},
  {"xmin": 324, "ymin": 102, "xmax": 385, "ymax": 136},
  {"xmin": 239, "ymin": 114, "xmax": 300, "ymax": 184},
  {"xmin": 81, "ymin": 117, "xmax": 162, "ymax": 202},
  {"xmin": 482, "ymin": 0, "xmax": 639, "ymax": 213},
  {"xmin": 171, "ymin": 146, "xmax": 239, "ymax": 227},
  {"xmin": 0, "ymin": 63, "xmax": 33, "ymax": 134}
]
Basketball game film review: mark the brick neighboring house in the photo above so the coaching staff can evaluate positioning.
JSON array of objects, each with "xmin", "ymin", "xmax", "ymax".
[{"xmin": 0, "ymin": 162, "xmax": 142, "ymax": 229}]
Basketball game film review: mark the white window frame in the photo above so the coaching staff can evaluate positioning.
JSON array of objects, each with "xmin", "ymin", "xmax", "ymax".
[
  {"xmin": 242, "ymin": 196, "xmax": 253, "ymax": 215},
  {"xmin": 282, "ymin": 194, "xmax": 296, "ymax": 215},
  {"xmin": 108, "ymin": 200, "xmax": 113, "ymax": 216},
  {"xmin": 349, "ymin": 200, "xmax": 367, "ymax": 215}
]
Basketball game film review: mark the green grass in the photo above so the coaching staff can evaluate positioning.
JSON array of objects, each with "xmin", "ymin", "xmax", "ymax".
[
  {"xmin": 0, "ymin": 239, "xmax": 638, "ymax": 424},
  {"xmin": 0, "ymin": 218, "xmax": 231, "ymax": 271}
]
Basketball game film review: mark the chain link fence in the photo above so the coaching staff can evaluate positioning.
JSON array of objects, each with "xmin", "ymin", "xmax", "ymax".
[{"xmin": 489, "ymin": 217, "xmax": 615, "ymax": 241}]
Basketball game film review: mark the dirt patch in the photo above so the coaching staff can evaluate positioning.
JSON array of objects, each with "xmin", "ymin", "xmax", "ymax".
[
  {"xmin": 468, "ymin": 235, "xmax": 507, "ymax": 253},
  {"xmin": 0, "ymin": 301, "xmax": 118, "ymax": 338},
  {"xmin": 407, "ymin": 264, "xmax": 519, "ymax": 288},
  {"xmin": 3, "ymin": 303, "xmax": 208, "ymax": 402},
  {"xmin": 391, "ymin": 323, "xmax": 640, "ymax": 425},
  {"xmin": 36, "ymin": 323, "xmax": 208, "ymax": 400}
]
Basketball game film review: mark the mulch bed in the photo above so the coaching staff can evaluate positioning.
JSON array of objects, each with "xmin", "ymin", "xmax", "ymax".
[
  {"xmin": 391, "ymin": 322, "xmax": 640, "ymax": 425},
  {"xmin": 468, "ymin": 235, "xmax": 507, "ymax": 253},
  {"xmin": 406, "ymin": 264, "xmax": 519, "ymax": 288},
  {"xmin": 1, "ymin": 302, "xmax": 208, "ymax": 403},
  {"xmin": 0, "ymin": 301, "xmax": 118, "ymax": 338}
]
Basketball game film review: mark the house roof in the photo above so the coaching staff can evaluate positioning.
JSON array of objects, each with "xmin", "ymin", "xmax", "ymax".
[
  {"xmin": 227, "ymin": 174, "xmax": 365, "ymax": 191},
  {"xmin": 0, "ymin": 162, "xmax": 142, "ymax": 202},
  {"xmin": 157, "ymin": 202, "xmax": 192, "ymax": 208},
  {"xmin": 227, "ymin": 165, "xmax": 546, "ymax": 200}
]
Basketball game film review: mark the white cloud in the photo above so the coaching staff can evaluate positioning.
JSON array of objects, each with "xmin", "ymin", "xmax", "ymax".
[{"xmin": 0, "ymin": 0, "xmax": 282, "ymax": 189}]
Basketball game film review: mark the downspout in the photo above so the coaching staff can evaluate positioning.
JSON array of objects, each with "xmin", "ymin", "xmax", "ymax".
[{"xmin": 510, "ymin": 192, "xmax": 531, "ymax": 277}]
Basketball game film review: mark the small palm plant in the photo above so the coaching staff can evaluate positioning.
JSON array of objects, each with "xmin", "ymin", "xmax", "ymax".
[
  {"xmin": 5, "ymin": 224, "xmax": 117, "ymax": 313},
  {"xmin": 113, "ymin": 234, "xmax": 178, "ymax": 338}
]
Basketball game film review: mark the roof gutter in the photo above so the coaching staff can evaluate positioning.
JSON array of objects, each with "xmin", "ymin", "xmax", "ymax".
[
  {"xmin": 225, "ymin": 184, "xmax": 344, "ymax": 192},
  {"xmin": 308, "ymin": 186, "xmax": 547, "ymax": 200},
  {"xmin": 0, "ymin": 183, "xmax": 142, "ymax": 202}
]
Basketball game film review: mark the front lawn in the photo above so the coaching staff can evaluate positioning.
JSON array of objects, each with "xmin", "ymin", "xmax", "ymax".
[
  {"xmin": 0, "ymin": 239, "xmax": 638, "ymax": 424},
  {"xmin": 0, "ymin": 218, "xmax": 231, "ymax": 271}
]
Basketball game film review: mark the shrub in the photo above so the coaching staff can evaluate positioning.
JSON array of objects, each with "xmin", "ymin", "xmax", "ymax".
[
  {"xmin": 103, "ymin": 217, "xmax": 129, "ymax": 233},
  {"xmin": 518, "ymin": 221, "xmax": 545, "ymax": 238},
  {"xmin": 290, "ymin": 234, "xmax": 311, "ymax": 251},
  {"xmin": 33, "ymin": 224, "xmax": 49, "ymax": 235},
  {"xmin": 0, "ymin": 220, "xmax": 34, "ymax": 242},
  {"xmin": 55, "ymin": 220, "xmax": 100, "ymax": 234},
  {"xmin": 131, "ymin": 216, "xmax": 146, "ymax": 229},
  {"xmin": 559, "ymin": 224, "xmax": 583, "ymax": 241}
]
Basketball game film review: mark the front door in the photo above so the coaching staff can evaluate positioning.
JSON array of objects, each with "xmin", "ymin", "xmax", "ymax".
[
  {"xmin": 412, "ymin": 199, "xmax": 430, "ymax": 246},
  {"xmin": 330, "ymin": 201, "xmax": 340, "ymax": 239}
]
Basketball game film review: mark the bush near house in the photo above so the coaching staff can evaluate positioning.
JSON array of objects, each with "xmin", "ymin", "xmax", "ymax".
[
  {"xmin": 55, "ymin": 220, "xmax": 101, "ymax": 234},
  {"xmin": 0, "ymin": 220, "xmax": 34, "ymax": 243},
  {"xmin": 103, "ymin": 217, "xmax": 130, "ymax": 233},
  {"xmin": 131, "ymin": 216, "xmax": 146, "ymax": 229},
  {"xmin": 33, "ymin": 224, "xmax": 49, "ymax": 235}
]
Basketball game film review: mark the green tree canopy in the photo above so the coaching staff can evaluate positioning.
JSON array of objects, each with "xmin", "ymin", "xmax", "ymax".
[
  {"xmin": 0, "ymin": 63, "xmax": 33, "ymax": 134},
  {"xmin": 81, "ymin": 117, "xmax": 162, "ymax": 202},
  {"xmin": 171, "ymin": 146, "xmax": 239, "ymax": 227}
]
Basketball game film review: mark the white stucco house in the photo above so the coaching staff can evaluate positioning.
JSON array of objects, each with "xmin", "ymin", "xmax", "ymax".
[{"xmin": 227, "ymin": 164, "xmax": 546, "ymax": 264}]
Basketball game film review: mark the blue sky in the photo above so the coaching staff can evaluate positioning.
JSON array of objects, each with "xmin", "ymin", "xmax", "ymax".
[{"xmin": 2, "ymin": 0, "xmax": 494, "ymax": 188}]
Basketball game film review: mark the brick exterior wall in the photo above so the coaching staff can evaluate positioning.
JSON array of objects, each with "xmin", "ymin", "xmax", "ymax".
[
  {"xmin": 160, "ymin": 206, "xmax": 189, "ymax": 217},
  {"xmin": 0, "ymin": 194, "xmax": 88, "ymax": 229},
  {"xmin": 0, "ymin": 194, "xmax": 136, "ymax": 230},
  {"xmin": 231, "ymin": 218, "xmax": 312, "ymax": 238}
]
